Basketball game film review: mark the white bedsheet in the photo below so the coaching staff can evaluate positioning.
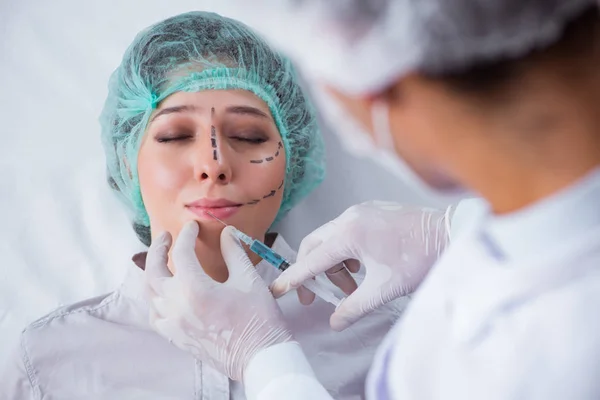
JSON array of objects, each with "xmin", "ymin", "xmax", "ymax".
[{"xmin": 0, "ymin": 0, "xmax": 439, "ymax": 360}]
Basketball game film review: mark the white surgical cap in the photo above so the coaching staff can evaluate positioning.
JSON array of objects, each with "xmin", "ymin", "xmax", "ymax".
[{"xmin": 224, "ymin": 0, "xmax": 598, "ymax": 94}]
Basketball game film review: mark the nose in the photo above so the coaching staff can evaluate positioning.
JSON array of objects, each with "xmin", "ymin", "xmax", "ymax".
[{"xmin": 192, "ymin": 138, "xmax": 232, "ymax": 185}]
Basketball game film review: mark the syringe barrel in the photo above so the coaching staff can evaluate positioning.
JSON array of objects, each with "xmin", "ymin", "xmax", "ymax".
[{"xmin": 249, "ymin": 240, "xmax": 288, "ymax": 270}]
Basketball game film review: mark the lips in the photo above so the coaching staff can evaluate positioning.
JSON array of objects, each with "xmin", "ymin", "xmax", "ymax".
[
  {"xmin": 187, "ymin": 198, "xmax": 242, "ymax": 208},
  {"xmin": 185, "ymin": 198, "xmax": 243, "ymax": 221}
]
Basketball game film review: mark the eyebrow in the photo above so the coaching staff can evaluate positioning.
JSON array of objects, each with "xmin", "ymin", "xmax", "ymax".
[
  {"xmin": 149, "ymin": 104, "xmax": 271, "ymax": 123},
  {"xmin": 225, "ymin": 105, "xmax": 270, "ymax": 120},
  {"xmin": 150, "ymin": 105, "xmax": 198, "ymax": 122}
]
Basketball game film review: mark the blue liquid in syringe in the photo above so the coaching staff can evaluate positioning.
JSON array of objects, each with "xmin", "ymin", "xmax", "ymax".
[{"xmin": 234, "ymin": 229, "xmax": 291, "ymax": 271}]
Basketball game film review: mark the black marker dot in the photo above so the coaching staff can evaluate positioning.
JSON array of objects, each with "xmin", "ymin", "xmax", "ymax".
[
  {"xmin": 250, "ymin": 159, "xmax": 263, "ymax": 164},
  {"xmin": 265, "ymin": 157, "xmax": 274, "ymax": 162}
]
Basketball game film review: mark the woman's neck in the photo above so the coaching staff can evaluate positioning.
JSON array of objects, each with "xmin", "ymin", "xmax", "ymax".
[
  {"xmin": 447, "ymin": 70, "xmax": 600, "ymax": 215},
  {"xmin": 461, "ymin": 105, "xmax": 600, "ymax": 214}
]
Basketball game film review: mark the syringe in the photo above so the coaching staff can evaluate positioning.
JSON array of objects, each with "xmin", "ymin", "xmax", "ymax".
[{"xmin": 206, "ymin": 211, "xmax": 342, "ymax": 307}]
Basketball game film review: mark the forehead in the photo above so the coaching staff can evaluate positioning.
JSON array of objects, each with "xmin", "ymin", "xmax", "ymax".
[{"xmin": 157, "ymin": 89, "xmax": 271, "ymax": 114}]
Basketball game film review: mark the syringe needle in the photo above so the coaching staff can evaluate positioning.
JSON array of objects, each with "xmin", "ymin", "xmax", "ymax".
[{"xmin": 205, "ymin": 211, "xmax": 228, "ymax": 227}]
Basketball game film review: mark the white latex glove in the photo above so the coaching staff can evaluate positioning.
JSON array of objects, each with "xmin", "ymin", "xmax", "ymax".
[
  {"xmin": 145, "ymin": 221, "xmax": 293, "ymax": 381},
  {"xmin": 270, "ymin": 201, "xmax": 452, "ymax": 331}
]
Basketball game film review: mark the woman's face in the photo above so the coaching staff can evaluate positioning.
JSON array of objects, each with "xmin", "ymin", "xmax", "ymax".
[{"xmin": 138, "ymin": 90, "xmax": 286, "ymax": 250}]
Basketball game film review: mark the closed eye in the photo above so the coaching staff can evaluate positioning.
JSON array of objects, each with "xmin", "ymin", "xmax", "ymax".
[
  {"xmin": 156, "ymin": 135, "xmax": 194, "ymax": 143},
  {"xmin": 230, "ymin": 136, "xmax": 267, "ymax": 144}
]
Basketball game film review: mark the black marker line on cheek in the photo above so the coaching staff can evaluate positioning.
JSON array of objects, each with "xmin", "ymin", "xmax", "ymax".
[
  {"xmin": 262, "ymin": 190, "xmax": 276, "ymax": 199},
  {"xmin": 249, "ymin": 141, "xmax": 284, "ymax": 164},
  {"xmin": 244, "ymin": 180, "xmax": 285, "ymax": 206}
]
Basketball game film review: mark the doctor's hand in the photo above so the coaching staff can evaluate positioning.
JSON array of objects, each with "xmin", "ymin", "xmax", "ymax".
[
  {"xmin": 144, "ymin": 221, "xmax": 293, "ymax": 381},
  {"xmin": 270, "ymin": 201, "xmax": 452, "ymax": 331}
]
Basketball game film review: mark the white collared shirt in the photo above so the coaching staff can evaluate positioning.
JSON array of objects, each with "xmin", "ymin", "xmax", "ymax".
[{"xmin": 2, "ymin": 235, "xmax": 409, "ymax": 400}]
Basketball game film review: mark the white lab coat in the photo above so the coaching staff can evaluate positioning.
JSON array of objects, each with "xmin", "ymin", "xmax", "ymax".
[
  {"xmin": 249, "ymin": 167, "xmax": 600, "ymax": 399},
  {"xmin": 368, "ymin": 166, "xmax": 600, "ymax": 399}
]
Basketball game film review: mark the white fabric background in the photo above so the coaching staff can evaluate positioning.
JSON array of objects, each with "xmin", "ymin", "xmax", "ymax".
[{"xmin": 0, "ymin": 0, "xmax": 440, "ymax": 360}]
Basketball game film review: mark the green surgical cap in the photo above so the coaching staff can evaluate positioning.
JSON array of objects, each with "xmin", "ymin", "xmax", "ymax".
[{"xmin": 100, "ymin": 11, "xmax": 325, "ymax": 245}]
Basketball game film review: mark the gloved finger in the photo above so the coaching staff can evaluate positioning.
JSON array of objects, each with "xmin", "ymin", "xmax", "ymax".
[
  {"xmin": 297, "ymin": 227, "xmax": 326, "ymax": 257},
  {"xmin": 344, "ymin": 258, "xmax": 361, "ymax": 273},
  {"xmin": 293, "ymin": 233, "xmax": 324, "ymax": 305},
  {"xmin": 329, "ymin": 283, "xmax": 385, "ymax": 332},
  {"xmin": 220, "ymin": 226, "xmax": 257, "ymax": 279},
  {"xmin": 148, "ymin": 272, "xmax": 187, "ymax": 303},
  {"xmin": 145, "ymin": 231, "xmax": 173, "ymax": 280},
  {"xmin": 145, "ymin": 231, "xmax": 173, "ymax": 301},
  {"xmin": 325, "ymin": 264, "xmax": 358, "ymax": 295},
  {"xmin": 270, "ymin": 235, "xmax": 352, "ymax": 298},
  {"xmin": 171, "ymin": 221, "xmax": 212, "ymax": 283},
  {"xmin": 147, "ymin": 279, "xmax": 167, "ymax": 300},
  {"xmin": 298, "ymin": 230, "xmax": 358, "ymax": 295},
  {"xmin": 298, "ymin": 225, "xmax": 353, "ymax": 279},
  {"xmin": 296, "ymin": 278, "xmax": 316, "ymax": 305},
  {"xmin": 297, "ymin": 221, "xmax": 354, "ymax": 275}
]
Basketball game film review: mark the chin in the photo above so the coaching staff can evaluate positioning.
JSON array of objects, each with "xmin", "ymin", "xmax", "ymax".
[{"xmin": 421, "ymin": 169, "xmax": 461, "ymax": 191}]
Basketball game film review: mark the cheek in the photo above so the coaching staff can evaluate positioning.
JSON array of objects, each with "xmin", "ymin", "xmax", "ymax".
[
  {"xmin": 390, "ymin": 110, "xmax": 455, "ymax": 182},
  {"xmin": 235, "ymin": 151, "xmax": 286, "ymax": 233},
  {"xmin": 390, "ymin": 108, "xmax": 439, "ymax": 160},
  {"xmin": 238, "ymin": 155, "xmax": 286, "ymax": 200},
  {"xmin": 138, "ymin": 145, "xmax": 189, "ymax": 219},
  {"xmin": 232, "ymin": 139, "xmax": 286, "ymax": 199}
]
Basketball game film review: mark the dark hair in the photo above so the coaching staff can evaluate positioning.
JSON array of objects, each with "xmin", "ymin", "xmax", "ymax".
[{"xmin": 428, "ymin": 6, "xmax": 600, "ymax": 99}]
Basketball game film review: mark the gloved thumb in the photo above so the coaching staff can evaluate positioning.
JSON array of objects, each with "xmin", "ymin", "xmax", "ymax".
[
  {"xmin": 329, "ymin": 284, "xmax": 384, "ymax": 332},
  {"xmin": 145, "ymin": 231, "xmax": 174, "ymax": 301},
  {"xmin": 146, "ymin": 231, "xmax": 173, "ymax": 281},
  {"xmin": 220, "ymin": 226, "xmax": 255, "ymax": 278},
  {"xmin": 170, "ymin": 221, "xmax": 212, "ymax": 283}
]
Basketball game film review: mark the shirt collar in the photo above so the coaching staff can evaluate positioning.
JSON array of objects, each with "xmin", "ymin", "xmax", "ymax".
[{"xmin": 481, "ymin": 167, "xmax": 600, "ymax": 262}]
